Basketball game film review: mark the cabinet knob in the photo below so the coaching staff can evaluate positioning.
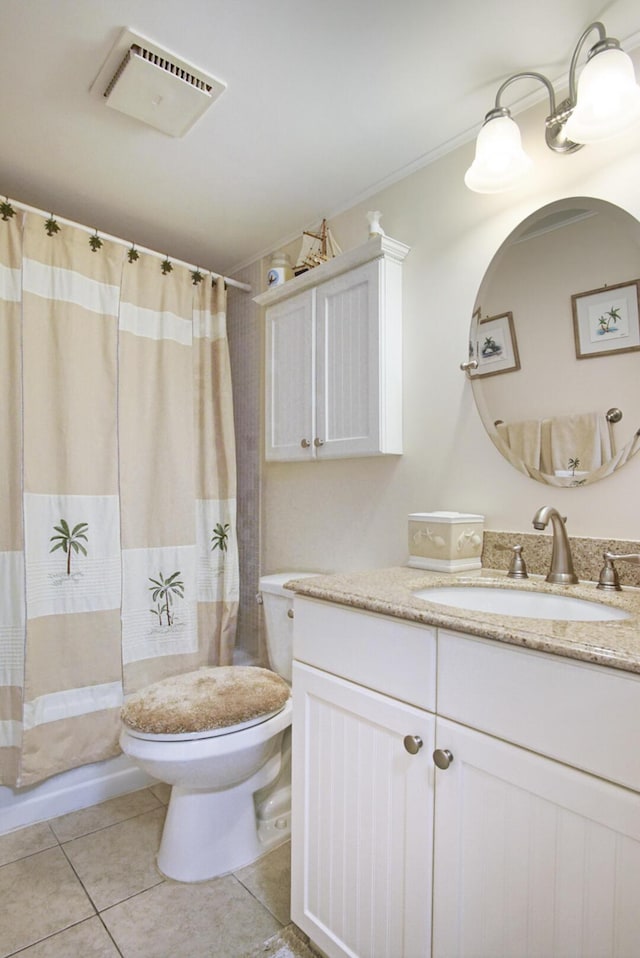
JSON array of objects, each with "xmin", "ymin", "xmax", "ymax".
[
  {"xmin": 287, "ymin": 608, "xmax": 294, "ymax": 619},
  {"xmin": 433, "ymin": 748, "xmax": 454, "ymax": 770},
  {"xmin": 314, "ymin": 437, "xmax": 325, "ymax": 447},
  {"xmin": 300, "ymin": 438, "xmax": 311, "ymax": 448},
  {"xmin": 403, "ymin": 735, "xmax": 423, "ymax": 755}
]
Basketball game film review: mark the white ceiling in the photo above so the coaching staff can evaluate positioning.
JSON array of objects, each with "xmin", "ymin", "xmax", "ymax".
[{"xmin": 1, "ymin": 0, "xmax": 638, "ymax": 275}]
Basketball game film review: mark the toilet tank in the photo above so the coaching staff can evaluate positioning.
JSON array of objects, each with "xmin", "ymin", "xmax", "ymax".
[{"xmin": 259, "ymin": 573, "xmax": 320, "ymax": 683}]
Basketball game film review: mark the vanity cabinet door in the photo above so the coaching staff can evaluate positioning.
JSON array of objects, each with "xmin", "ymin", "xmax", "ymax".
[
  {"xmin": 291, "ymin": 660, "xmax": 434, "ymax": 958},
  {"xmin": 432, "ymin": 717, "xmax": 640, "ymax": 958}
]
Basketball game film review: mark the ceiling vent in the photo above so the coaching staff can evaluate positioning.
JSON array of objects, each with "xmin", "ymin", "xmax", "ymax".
[{"xmin": 93, "ymin": 29, "xmax": 226, "ymax": 137}]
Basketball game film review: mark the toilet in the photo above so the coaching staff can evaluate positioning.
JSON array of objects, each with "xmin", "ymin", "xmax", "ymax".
[{"xmin": 119, "ymin": 571, "xmax": 316, "ymax": 882}]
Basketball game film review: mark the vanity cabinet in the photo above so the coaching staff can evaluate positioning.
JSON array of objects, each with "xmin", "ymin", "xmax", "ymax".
[
  {"xmin": 291, "ymin": 598, "xmax": 640, "ymax": 958},
  {"xmin": 254, "ymin": 235, "xmax": 409, "ymax": 461}
]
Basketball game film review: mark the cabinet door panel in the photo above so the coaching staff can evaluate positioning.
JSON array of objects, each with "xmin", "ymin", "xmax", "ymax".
[
  {"xmin": 315, "ymin": 260, "xmax": 380, "ymax": 456},
  {"xmin": 292, "ymin": 661, "xmax": 434, "ymax": 958},
  {"xmin": 433, "ymin": 718, "xmax": 640, "ymax": 958},
  {"xmin": 265, "ymin": 293, "xmax": 314, "ymax": 460}
]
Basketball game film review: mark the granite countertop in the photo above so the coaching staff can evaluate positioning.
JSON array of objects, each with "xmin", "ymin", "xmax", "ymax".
[{"xmin": 286, "ymin": 567, "xmax": 640, "ymax": 676}]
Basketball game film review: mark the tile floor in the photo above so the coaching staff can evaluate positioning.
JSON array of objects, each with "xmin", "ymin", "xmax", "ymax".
[{"xmin": 0, "ymin": 784, "xmax": 295, "ymax": 958}]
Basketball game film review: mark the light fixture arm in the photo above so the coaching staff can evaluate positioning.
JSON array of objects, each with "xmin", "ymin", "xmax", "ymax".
[
  {"xmin": 567, "ymin": 21, "xmax": 607, "ymax": 103},
  {"xmin": 488, "ymin": 69, "xmax": 581, "ymax": 155},
  {"xmin": 485, "ymin": 24, "xmax": 612, "ymax": 156},
  {"xmin": 494, "ymin": 71, "xmax": 558, "ymax": 116}
]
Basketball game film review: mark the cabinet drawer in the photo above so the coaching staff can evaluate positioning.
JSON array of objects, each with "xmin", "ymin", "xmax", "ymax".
[
  {"xmin": 294, "ymin": 597, "xmax": 436, "ymax": 711},
  {"xmin": 438, "ymin": 629, "xmax": 640, "ymax": 792}
]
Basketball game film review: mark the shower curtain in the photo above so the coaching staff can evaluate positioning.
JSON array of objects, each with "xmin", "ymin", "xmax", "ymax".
[{"xmin": 0, "ymin": 208, "xmax": 239, "ymax": 787}]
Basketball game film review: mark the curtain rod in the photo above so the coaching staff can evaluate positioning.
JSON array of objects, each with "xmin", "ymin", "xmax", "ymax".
[{"xmin": 4, "ymin": 196, "xmax": 252, "ymax": 293}]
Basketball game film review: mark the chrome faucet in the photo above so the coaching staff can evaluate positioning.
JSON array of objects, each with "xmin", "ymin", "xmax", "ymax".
[{"xmin": 532, "ymin": 506, "xmax": 578, "ymax": 584}]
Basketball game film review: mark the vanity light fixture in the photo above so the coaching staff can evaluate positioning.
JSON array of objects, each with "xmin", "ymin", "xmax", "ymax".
[{"xmin": 464, "ymin": 21, "xmax": 640, "ymax": 193}]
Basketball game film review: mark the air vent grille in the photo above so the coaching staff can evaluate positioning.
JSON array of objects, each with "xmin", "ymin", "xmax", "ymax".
[{"xmin": 104, "ymin": 45, "xmax": 214, "ymax": 99}]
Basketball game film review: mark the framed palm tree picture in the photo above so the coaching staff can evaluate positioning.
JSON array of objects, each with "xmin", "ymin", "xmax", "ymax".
[
  {"xmin": 473, "ymin": 311, "xmax": 521, "ymax": 378},
  {"xmin": 572, "ymin": 279, "xmax": 640, "ymax": 359}
]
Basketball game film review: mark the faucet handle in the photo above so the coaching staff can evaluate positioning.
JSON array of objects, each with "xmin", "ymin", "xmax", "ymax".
[
  {"xmin": 496, "ymin": 543, "xmax": 528, "ymax": 579},
  {"xmin": 597, "ymin": 551, "xmax": 640, "ymax": 591}
]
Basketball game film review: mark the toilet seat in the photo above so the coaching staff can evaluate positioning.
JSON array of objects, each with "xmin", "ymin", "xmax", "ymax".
[
  {"xmin": 121, "ymin": 665, "xmax": 290, "ymax": 742},
  {"xmin": 124, "ymin": 706, "xmax": 287, "ymax": 742}
]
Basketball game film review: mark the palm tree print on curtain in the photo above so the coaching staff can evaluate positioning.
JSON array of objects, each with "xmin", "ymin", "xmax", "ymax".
[
  {"xmin": 149, "ymin": 571, "xmax": 185, "ymax": 626},
  {"xmin": 211, "ymin": 522, "xmax": 230, "ymax": 558},
  {"xmin": 49, "ymin": 519, "xmax": 89, "ymax": 576}
]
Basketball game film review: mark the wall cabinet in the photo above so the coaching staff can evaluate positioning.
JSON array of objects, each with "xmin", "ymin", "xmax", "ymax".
[
  {"xmin": 292, "ymin": 598, "xmax": 640, "ymax": 958},
  {"xmin": 254, "ymin": 235, "xmax": 409, "ymax": 461}
]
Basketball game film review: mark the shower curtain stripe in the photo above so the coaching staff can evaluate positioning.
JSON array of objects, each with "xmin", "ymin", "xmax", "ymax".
[
  {"xmin": 194, "ymin": 278, "xmax": 239, "ymax": 667},
  {"xmin": 0, "ymin": 209, "xmax": 238, "ymax": 787},
  {"xmin": 0, "ymin": 214, "xmax": 24, "ymax": 784}
]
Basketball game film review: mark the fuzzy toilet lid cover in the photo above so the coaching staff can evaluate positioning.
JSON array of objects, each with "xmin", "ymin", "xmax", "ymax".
[{"xmin": 121, "ymin": 666, "xmax": 290, "ymax": 735}]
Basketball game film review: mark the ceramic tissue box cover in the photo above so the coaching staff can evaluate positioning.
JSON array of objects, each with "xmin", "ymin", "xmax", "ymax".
[{"xmin": 408, "ymin": 511, "xmax": 485, "ymax": 572}]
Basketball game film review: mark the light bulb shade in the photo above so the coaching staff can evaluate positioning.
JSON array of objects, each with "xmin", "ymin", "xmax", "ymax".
[
  {"xmin": 464, "ymin": 114, "xmax": 533, "ymax": 193},
  {"xmin": 564, "ymin": 47, "xmax": 640, "ymax": 143}
]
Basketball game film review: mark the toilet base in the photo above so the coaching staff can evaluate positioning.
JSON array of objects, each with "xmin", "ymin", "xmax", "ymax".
[
  {"xmin": 256, "ymin": 783, "xmax": 291, "ymax": 848},
  {"xmin": 157, "ymin": 752, "xmax": 282, "ymax": 882}
]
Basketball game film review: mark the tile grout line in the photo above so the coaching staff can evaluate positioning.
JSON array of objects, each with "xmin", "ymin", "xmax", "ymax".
[
  {"xmin": 233, "ymin": 871, "xmax": 287, "ymax": 927},
  {"xmin": 48, "ymin": 792, "xmax": 166, "ymax": 844},
  {"xmin": 58, "ymin": 841, "xmax": 102, "ymax": 914},
  {"xmin": 95, "ymin": 912, "xmax": 127, "ymax": 958},
  {"xmin": 4, "ymin": 916, "xmax": 120, "ymax": 958}
]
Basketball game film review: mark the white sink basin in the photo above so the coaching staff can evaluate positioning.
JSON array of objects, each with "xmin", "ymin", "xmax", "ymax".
[{"xmin": 413, "ymin": 586, "xmax": 630, "ymax": 621}]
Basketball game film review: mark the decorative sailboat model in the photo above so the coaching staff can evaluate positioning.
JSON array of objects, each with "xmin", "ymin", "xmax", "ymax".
[{"xmin": 294, "ymin": 219, "xmax": 342, "ymax": 275}]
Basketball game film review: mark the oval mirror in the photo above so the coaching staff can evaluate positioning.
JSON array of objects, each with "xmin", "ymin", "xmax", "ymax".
[{"xmin": 469, "ymin": 197, "xmax": 640, "ymax": 486}]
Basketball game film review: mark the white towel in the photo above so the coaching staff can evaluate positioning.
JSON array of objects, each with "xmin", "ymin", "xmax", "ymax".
[
  {"xmin": 496, "ymin": 419, "xmax": 542, "ymax": 470},
  {"xmin": 541, "ymin": 412, "xmax": 614, "ymax": 474},
  {"xmin": 587, "ymin": 428, "xmax": 639, "ymax": 482}
]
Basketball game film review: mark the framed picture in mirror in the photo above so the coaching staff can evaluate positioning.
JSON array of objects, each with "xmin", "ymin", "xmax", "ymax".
[
  {"xmin": 572, "ymin": 279, "xmax": 640, "ymax": 359},
  {"xmin": 474, "ymin": 311, "xmax": 521, "ymax": 378}
]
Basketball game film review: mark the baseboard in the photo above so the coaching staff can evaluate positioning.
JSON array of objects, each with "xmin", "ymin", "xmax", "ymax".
[{"xmin": 0, "ymin": 754, "xmax": 156, "ymax": 835}]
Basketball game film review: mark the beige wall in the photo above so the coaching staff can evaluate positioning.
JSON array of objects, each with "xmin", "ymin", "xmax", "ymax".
[{"xmin": 257, "ymin": 92, "xmax": 640, "ymax": 577}]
